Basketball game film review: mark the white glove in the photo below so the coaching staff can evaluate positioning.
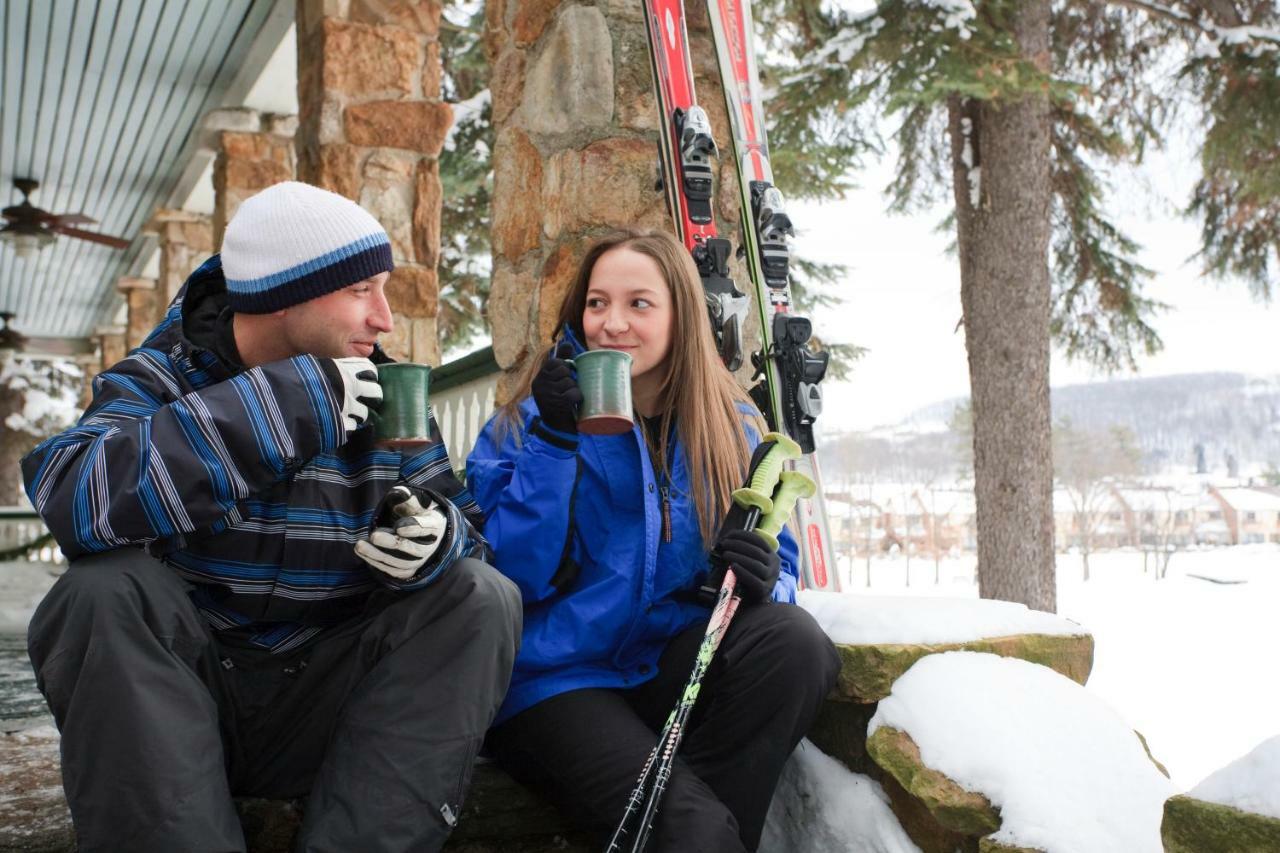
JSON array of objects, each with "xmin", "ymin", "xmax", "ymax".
[
  {"xmin": 331, "ymin": 357, "xmax": 382, "ymax": 432},
  {"xmin": 355, "ymin": 486, "xmax": 448, "ymax": 579}
]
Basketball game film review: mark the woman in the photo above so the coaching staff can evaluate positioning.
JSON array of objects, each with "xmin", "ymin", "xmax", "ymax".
[{"xmin": 467, "ymin": 229, "xmax": 839, "ymax": 852}]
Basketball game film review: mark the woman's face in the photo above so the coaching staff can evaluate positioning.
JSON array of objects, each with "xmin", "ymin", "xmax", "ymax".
[{"xmin": 582, "ymin": 246, "xmax": 674, "ymax": 383}]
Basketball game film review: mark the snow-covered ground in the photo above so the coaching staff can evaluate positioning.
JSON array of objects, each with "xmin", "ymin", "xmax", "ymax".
[{"xmin": 833, "ymin": 544, "xmax": 1280, "ymax": 789}]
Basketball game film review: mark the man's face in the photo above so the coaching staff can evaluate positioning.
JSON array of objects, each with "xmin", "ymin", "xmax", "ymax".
[{"xmin": 279, "ymin": 272, "xmax": 394, "ymax": 359}]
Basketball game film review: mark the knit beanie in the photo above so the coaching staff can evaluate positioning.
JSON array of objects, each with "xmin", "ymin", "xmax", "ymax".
[{"xmin": 220, "ymin": 181, "xmax": 394, "ymax": 314}]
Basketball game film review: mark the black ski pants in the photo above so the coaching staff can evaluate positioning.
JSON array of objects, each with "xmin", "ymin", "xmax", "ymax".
[
  {"xmin": 486, "ymin": 602, "xmax": 840, "ymax": 853},
  {"xmin": 26, "ymin": 547, "xmax": 522, "ymax": 853}
]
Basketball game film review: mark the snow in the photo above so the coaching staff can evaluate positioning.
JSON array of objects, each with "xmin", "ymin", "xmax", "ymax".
[
  {"xmin": 1214, "ymin": 486, "xmax": 1280, "ymax": 512},
  {"xmin": 443, "ymin": 89, "xmax": 491, "ymax": 152},
  {"xmin": 0, "ymin": 358, "xmax": 80, "ymax": 436},
  {"xmin": 798, "ymin": 589, "xmax": 1084, "ymax": 645},
  {"xmin": 920, "ymin": 0, "xmax": 976, "ymax": 40},
  {"xmin": 869, "ymin": 651, "xmax": 1176, "ymax": 852},
  {"xmin": 762, "ymin": 740, "xmax": 921, "ymax": 853},
  {"xmin": 1190, "ymin": 735, "xmax": 1280, "ymax": 820},
  {"xmin": 835, "ymin": 545, "xmax": 1280, "ymax": 790}
]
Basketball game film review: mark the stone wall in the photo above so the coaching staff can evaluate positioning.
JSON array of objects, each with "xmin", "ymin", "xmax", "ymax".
[
  {"xmin": 143, "ymin": 209, "xmax": 214, "ymax": 305},
  {"xmin": 295, "ymin": 0, "xmax": 449, "ymax": 366},
  {"xmin": 95, "ymin": 326, "xmax": 126, "ymax": 375},
  {"xmin": 207, "ymin": 108, "xmax": 300, "ymax": 247},
  {"xmin": 484, "ymin": 0, "xmax": 739, "ymax": 400},
  {"xmin": 116, "ymin": 276, "xmax": 162, "ymax": 352}
]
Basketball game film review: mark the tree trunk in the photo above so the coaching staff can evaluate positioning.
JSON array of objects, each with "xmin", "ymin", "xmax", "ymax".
[{"xmin": 948, "ymin": 1, "xmax": 1056, "ymax": 612}]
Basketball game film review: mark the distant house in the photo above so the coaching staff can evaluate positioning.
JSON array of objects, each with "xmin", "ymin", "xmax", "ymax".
[
  {"xmin": 1208, "ymin": 486, "xmax": 1280, "ymax": 545},
  {"xmin": 825, "ymin": 493, "xmax": 892, "ymax": 557},
  {"xmin": 1112, "ymin": 486, "xmax": 1203, "ymax": 548},
  {"xmin": 912, "ymin": 488, "xmax": 977, "ymax": 555},
  {"xmin": 1053, "ymin": 485, "xmax": 1131, "ymax": 551}
]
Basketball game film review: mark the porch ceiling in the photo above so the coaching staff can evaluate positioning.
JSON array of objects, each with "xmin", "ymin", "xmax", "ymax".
[{"xmin": 0, "ymin": 0, "xmax": 290, "ymax": 351}]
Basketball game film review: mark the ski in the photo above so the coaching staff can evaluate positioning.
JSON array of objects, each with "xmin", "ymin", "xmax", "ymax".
[
  {"xmin": 703, "ymin": 0, "xmax": 840, "ymax": 591},
  {"xmin": 640, "ymin": 0, "xmax": 749, "ymax": 371}
]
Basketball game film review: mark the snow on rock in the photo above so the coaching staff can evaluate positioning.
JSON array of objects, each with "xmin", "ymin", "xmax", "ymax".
[
  {"xmin": 1190, "ymin": 734, "xmax": 1280, "ymax": 820},
  {"xmin": 761, "ymin": 740, "xmax": 921, "ymax": 853},
  {"xmin": 869, "ymin": 651, "xmax": 1175, "ymax": 852},
  {"xmin": 798, "ymin": 590, "xmax": 1085, "ymax": 646}
]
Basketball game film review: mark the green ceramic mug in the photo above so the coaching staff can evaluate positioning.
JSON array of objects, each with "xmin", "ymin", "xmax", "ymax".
[
  {"xmin": 569, "ymin": 349, "xmax": 634, "ymax": 436},
  {"xmin": 374, "ymin": 362, "xmax": 432, "ymax": 447}
]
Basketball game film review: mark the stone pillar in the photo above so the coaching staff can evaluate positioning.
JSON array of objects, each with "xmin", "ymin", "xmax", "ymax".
[
  {"xmin": 207, "ymin": 108, "xmax": 299, "ymax": 247},
  {"xmin": 295, "ymin": 0, "xmax": 449, "ymax": 366},
  {"xmin": 0, "ymin": 354, "xmax": 28, "ymax": 505},
  {"xmin": 144, "ymin": 210, "xmax": 215, "ymax": 304},
  {"xmin": 484, "ymin": 0, "xmax": 736, "ymax": 400},
  {"xmin": 95, "ymin": 326, "xmax": 127, "ymax": 374},
  {"xmin": 75, "ymin": 353, "xmax": 97, "ymax": 409},
  {"xmin": 116, "ymin": 276, "xmax": 162, "ymax": 351}
]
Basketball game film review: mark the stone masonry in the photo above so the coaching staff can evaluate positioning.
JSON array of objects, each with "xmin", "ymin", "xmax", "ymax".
[
  {"xmin": 115, "ymin": 276, "xmax": 162, "ymax": 352},
  {"xmin": 143, "ymin": 209, "xmax": 215, "ymax": 305},
  {"xmin": 94, "ymin": 325, "xmax": 127, "ymax": 376},
  {"xmin": 485, "ymin": 0, "xmax": 740, "ymax": 400},
  {"xmin": 295, "ymin": 0, "xmax": 449, "ymax": 366},
  {"xmin": 207, "ymin": 107, "xmax": 300, "ymax": 247}
]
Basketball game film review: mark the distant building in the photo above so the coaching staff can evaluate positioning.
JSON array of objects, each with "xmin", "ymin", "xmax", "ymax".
[
  {"xmin": 1208, "ymin": 486, "xmax": 1280, "ymax": 545},
  {"xmin": 1112, "ymin": 487, "xmax": 1203, "ymax": 548}
]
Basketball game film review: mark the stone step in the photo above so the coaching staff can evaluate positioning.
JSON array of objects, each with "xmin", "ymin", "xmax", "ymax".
[
  {"xmin": 0, "ymin": 724, "xmax": 590, "ymax": 853},
  {"xmin": 0, "ymin": 629, "xmax": 1096, "ymax": 850}
]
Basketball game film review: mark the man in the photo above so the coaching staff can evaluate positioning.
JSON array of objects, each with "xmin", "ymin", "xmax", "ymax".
[{"xmin": 22, "ymin": 181, "xmax": 522, "ymax": 852}]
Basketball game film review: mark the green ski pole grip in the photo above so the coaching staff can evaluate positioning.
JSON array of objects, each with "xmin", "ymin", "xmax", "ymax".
[
  {"xmin": 747, "ymin": 432, "xmax": 802, "ymax": 497},
  {"xmin": 755, "ymin": 470, "xmax": 817, "ymax": 552},
  {"xmin": 730, "ymin": 486, "xmax": 773, "ymax": 516}
]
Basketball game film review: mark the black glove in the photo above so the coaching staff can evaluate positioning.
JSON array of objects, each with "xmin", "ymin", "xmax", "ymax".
[
  {"xmin": 531, "ymin": 344, "xmax": 582, "ymax": 434},
  {"xmin": 711, "ymin": 528, "xmax": 780, "ymax": 605}
]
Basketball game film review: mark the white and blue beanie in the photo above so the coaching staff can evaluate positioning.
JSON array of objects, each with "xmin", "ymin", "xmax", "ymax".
[{"xmin": 220, "ymin": 181, "xmax": 394, "ymax": 314}]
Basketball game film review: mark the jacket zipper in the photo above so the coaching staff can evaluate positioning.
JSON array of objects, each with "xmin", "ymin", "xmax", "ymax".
[{"xmin": 660, "ymin": 484, "xmax": 672, "ymax": 543}]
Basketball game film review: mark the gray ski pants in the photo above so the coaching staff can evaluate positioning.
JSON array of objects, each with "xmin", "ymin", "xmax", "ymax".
[{"xmin": 26, "ymin": 547, "xmax": 522, "ymax": 853}]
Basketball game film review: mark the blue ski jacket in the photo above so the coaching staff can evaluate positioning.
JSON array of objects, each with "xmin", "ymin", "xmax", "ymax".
[{"xmin": 467, "ymin": 349, "xmax": 799, "ymax": 724}]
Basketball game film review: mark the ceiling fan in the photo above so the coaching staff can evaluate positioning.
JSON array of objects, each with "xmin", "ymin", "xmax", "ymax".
[{"xmin": 1, "ymin": 178, "xmax": 131, "ymax": 260}]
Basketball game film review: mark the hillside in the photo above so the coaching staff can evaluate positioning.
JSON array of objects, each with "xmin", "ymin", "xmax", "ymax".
[{"xmin": 823, "ymin": 373, "xmax": 1280, "ymax": 480}]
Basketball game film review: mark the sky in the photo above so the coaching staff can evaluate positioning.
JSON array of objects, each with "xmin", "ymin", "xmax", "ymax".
[{"xmin": 792, "ymin": 131, "xmax": 1277, "ymax": 436}]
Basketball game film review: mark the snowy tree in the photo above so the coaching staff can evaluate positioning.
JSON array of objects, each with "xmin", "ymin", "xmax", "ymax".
[
  {"xmin": 0, "ymin": 356, "xmax": 81, "ymax": 506},
  {"xmin": 438, "ymin": 2, "xmax": 494, "ymax": 355},
  {"xmin": 756, "ymin": 0, "xmax": 1279, "ymax": 611}
]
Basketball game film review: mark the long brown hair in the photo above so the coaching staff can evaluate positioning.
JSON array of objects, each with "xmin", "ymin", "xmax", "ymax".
[{"xmin": 500, "ymin": 229, "xmax": 762, "ymax": 544}]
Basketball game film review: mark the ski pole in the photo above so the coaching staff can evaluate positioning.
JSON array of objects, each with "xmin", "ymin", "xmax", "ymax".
[
  {"xmin": 605, "ymin": 435, "xmax": 802, "ymax": 853},
  {"xmin": 629, "ymin": 470, "xmax": 813, "ymax": 852}
]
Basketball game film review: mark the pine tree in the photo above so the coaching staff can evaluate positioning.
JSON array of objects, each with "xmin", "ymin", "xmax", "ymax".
[
  {"xmin": 755, "ymin": 0, "xmax": 1278, "ymax": 609},
  {"xmin": 438, "ymin": 3, "xmax": 494, "ymax": 356}
]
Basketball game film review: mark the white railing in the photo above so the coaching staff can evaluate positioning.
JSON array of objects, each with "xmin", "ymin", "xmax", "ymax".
[
  {"xmin": 433, "ymin": 370, "xmax": 500, "ymax": 469},
  {"xmin": 0, "ymin": 508, "xmax": 64, "ymax": 565}
]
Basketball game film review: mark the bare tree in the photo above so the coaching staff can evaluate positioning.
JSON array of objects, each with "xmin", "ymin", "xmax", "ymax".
[{"xmin": 1054, "ymin": 420, "xmax": 1142, "ymax": 580}]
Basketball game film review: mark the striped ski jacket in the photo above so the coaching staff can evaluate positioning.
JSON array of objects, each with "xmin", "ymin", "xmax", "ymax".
[{"xmin": 22, "ymin": 257, "xmax": 484, "ymax": 653}]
